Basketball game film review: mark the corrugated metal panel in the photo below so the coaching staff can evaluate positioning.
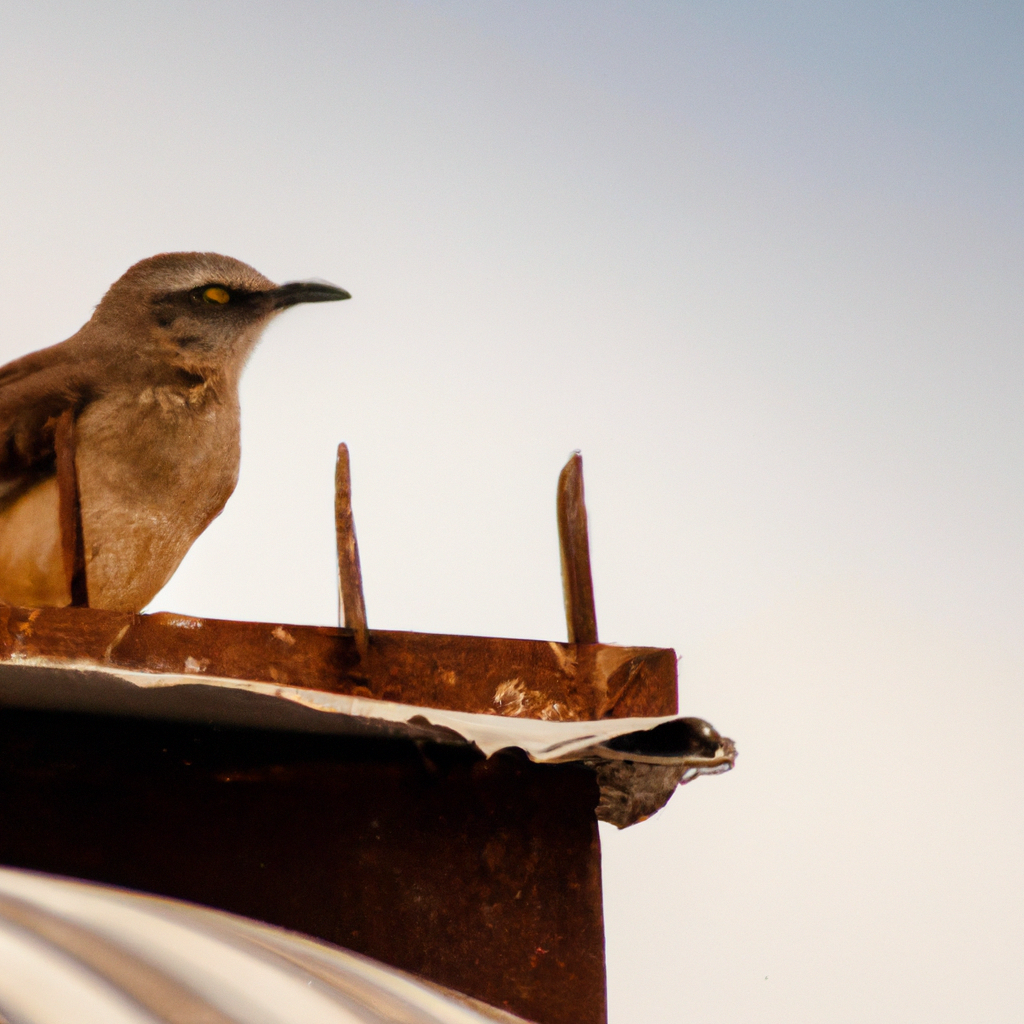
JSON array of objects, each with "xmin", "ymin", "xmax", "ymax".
[{"xmin": 0, "ymin": 869, "xmax": 530, "ymax": 1024}]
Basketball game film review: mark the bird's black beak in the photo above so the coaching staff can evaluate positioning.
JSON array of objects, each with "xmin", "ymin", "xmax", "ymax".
[{"xmin": 269, "ymin": 280, "xmax": 351, "ymax": 309}]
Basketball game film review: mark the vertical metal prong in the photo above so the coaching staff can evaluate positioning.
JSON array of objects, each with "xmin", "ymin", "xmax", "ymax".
[
  {"xmin": 557, "ymin": 451, "xmax": 598, "ymax": 644},
  {"xmin": 335, "ymin": 442, "xmax": 368, "ymax": 659}
]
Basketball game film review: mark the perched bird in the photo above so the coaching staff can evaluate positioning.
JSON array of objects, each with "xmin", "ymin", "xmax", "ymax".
[{"xmin": 0, "ymin": 252, "xmax": 349, "ymax": 611}]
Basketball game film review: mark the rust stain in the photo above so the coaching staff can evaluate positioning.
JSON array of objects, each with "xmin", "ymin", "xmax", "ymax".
[
  {"xmin": 546, "ymin": 641, "xmax": 576, "ymax": 678},
  {"xmin": 102, "ymin": 622, "xmax": 132, "ymax": 662},
  {"xmin": 18, "ymin": 608, "xmax": 42, "ymax": 639},
  {"xmin": 493, "ymin": 679, "xmax": 576, "ymax": 722}
]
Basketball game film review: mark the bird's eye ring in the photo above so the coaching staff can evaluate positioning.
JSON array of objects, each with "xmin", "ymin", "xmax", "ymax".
[{"xmin": 203, "ymin": 286, "xmax": 231, "ymax": 305}]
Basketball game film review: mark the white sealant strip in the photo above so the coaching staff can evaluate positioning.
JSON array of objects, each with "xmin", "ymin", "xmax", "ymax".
[
  {"xmin": 105, "ymin": 666, "xmax": 683, "ymax": 759},
  {"xmin": 9, "ymin": 657, "xmax": 684, "ymax": 761}
]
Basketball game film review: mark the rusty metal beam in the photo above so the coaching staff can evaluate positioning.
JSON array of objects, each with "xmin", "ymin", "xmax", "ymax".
[
  {"xmin": 334, "ymin": 443, "xmax": 368, "ymax": 660},
  {"xmin": 557, "ymin": 452, "xmax": 597, "ymax": 645},
  {"xmin": 0, "ymin": 605, "xmax": 677, "ymax": 721}
]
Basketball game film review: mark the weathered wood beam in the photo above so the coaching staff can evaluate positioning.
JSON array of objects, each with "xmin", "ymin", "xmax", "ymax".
[
  {"xmin": 334, "ymin": 443, "xmax": 368, "ymax": 659},
  {"xmin": 557, "ymin": 452, "xmax": 598, "ymax": 644}
]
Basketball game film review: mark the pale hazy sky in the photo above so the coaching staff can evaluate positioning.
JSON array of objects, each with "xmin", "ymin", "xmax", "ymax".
[{"xmin": 1, "ymin": 3, "xmax": 1022, "ymax": 1021}]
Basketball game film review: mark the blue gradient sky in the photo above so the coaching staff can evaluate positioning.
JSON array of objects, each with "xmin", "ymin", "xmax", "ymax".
[{"xmin": 1, "ymin": 3, "xmax": 1021, "ymax": 1021}]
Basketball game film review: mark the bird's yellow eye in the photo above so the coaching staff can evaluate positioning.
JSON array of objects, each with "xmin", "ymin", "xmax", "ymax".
[{"xmin": 203, "ymin": 286, "xmax": 230, "ymax": 304}]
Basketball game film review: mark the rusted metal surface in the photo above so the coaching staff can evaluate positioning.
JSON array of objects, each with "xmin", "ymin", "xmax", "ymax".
[
  {"xmin": 54, "ymin": 409, "xmax": 88, "ymax": 607},
  {"xmin": 0, "ymin": 707, "xmax": 608, "ymax": 1024},
  {"xmin": 334, "ymin": 442, "xmax": 368, "ymax": 659},
  {"xmin": 556, "ymin": 453, "xmax": 597, "ymax": 645},
  {"xmin": 0, "ymin": 605, "xmax": 677, "ymax": 720}
]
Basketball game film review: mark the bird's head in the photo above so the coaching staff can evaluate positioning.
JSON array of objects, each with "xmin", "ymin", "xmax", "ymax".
[{"xmin": 89, "ymin": 252, "xmax": 350, "ymax": 381}]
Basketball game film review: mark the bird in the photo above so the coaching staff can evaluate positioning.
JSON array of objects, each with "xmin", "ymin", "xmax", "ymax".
[{"xmin": 0, "ymin": 251, "xmax": 349, "ymax": 612}]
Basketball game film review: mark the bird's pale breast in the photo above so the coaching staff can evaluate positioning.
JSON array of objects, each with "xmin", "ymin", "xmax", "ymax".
[{"xmin": 74, "ymin": 383, "xmax": 241, "ymax": 611}]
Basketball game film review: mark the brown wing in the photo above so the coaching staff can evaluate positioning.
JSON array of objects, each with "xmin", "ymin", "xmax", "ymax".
[
  {"xmin": 0, "ymin": 348, "xmax": 106, "ymax": 487},
  {"xmin": 0, "ymin": 342, "xmax": 105, "ymax": 606}
]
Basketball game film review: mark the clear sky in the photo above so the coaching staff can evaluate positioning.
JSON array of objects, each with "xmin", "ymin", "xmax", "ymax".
[{"xmin": 1, "ymin": 3, "xmax": 1021, "ymax": 1021}]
